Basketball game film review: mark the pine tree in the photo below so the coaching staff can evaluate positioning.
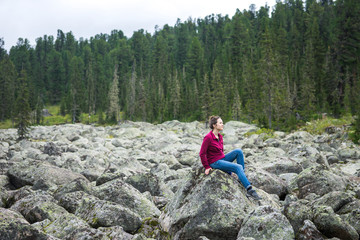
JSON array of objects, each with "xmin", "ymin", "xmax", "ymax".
[
  {"xmin": 0, "ymin": 55, "xmax": 16, "ymax": 121},
  {"xmin": 232, "ymin": 86, "xmax": 242, "ymax": 121},
  {"xmin": 127, "ymin": 61, "xmax": 136, "ymax": 120},
  {"xmin": 15, "ymin": 69, "xmax": 31, "ymax": 140},
  {"xmin": 69, "ymin": 56, "xmax": 85, "ymax": 123},
  {"xmin": 170, "ymin": 70, "xmax": 181, "ymax": 119},
  {"xmin": 201, "ymin": 74, "xmax": 211, "ymax": 126},
  {"xmin": 107, "ymin": 65, "xmax": 120, "ymax": 123}
]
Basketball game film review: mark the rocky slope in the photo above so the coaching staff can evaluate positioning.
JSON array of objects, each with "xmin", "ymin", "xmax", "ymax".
[{"xmin": 0, "ymin": 120, "xmax": 359, "ymax": 240}]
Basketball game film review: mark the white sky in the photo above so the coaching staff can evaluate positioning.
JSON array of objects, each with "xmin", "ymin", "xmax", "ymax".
[{"xmin": 0, "ymin": 0, "xmax": 276, "ymax": 51}]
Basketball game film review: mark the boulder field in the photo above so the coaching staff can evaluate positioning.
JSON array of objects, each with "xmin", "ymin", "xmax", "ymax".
[{"xmin": 0, "ymin": 120, "xmax": 359, "ymax": 240}]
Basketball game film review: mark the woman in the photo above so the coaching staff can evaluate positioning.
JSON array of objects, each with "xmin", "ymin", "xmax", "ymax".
[{"xmin": 199, "ymin": 116, "xmax": 261, "ymax": 200}]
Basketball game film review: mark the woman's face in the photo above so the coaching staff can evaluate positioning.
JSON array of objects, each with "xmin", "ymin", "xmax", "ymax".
[{"xmin": 214, "ymin": 118, "xmax": 224, "ymax": 131}]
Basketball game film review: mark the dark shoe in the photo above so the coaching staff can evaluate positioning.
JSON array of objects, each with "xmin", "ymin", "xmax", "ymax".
[{"xmin": 246, "ymin": 189, "xmax": 262, "ymax": 200}]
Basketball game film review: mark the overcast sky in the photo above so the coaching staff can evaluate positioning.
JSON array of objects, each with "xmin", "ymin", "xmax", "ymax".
[{"xmin": 0, "ymin": 0, "xmax": 276, "ymax": 51}]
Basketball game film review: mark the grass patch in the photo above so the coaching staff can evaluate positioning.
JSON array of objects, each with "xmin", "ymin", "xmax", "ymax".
[
  {"xmin": 0, "ymin": 119, "xmax": 13, "ymax": 129},
  {"xmin": 299, "ymin": 115, "xmax": 353, "ymax": 135},
  {"xmin": 244, "ymin": 128, "xmax": 275, "ymax": 140}
]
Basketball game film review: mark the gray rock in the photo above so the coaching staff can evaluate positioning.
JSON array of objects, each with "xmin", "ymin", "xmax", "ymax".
[
  {"xmin": 247, "ymin": 168, "xmax": 288, "ymax": 199},
  {"xmin": 337, "ymin": 148, "xmax": 358, "ymax": 161},
  {"xmin": 283, "ymin": 199, "xmax": 313, "ymax": 235},
  {"xmin": 35, "ymin": 213, "xmax": 90, "ymax": 239},
  {"xmin": 0, "ymin": 207, "xmax": 50, "ymax": 240},
  {"xmin": 66, "ymin": 226, "xmax": 133, "ymax": 240},
  {"xmin": 313, "ymin": 205, "xmax": 359, "ymax": 240},
  {"xmin": 96, "ymin": 171, "xmax": 125, "ymax": 186},
  {"xmin": 57, "ymin": 191, "xmax": 90, "ymax": 213},
  {"xmin": 43, "ymin": 142, "xmax": 62, "ymax": 156},
  {"xmin": 237, "ymin": 205, "xmax": 295, "ymax": 240},
  {"xmin": 291, "ymin": 166, "xmax": 347, "ymax": 198},
  {"xmin": 160, "ymin": 169, "xmax": 272, "ymax": 240},
  {"xmin": 0, "ymin": 187, "xmax": 8, "ymax": 208},
  {"xmin": 311, "ymin": 191, "xmax": 354, "ymax": 212},
  {"xmin": 0, "ymin": 175, "xmax": 12, "ymax": 190},
  {"xmin": 297, "ymin": 220, "xmax": 327, "ymax": 240},
  {"xmin": 93, "ymin": 178, "xmax": 161, "ymax": 218},
  {"xmin": 125, "ymin": 172, "xmax": 161, "ymax": 196},
  {"xmin": 7, "ymin": 160, "xmax": 88, "ymax": 189},
  {"xmin": 10, "ymin": 190, "xmax": 66, "ymax": 224},
  {"xmin": 340, "ymin": 208, "xmax": 360, "ymax": 236},
  {"xmin": 75, "ymin": 195, "xmax": 142, "ymax": 233},
  {"xmin": 53, "ymin": 177, "xmax": 93, "ymax": 199}
]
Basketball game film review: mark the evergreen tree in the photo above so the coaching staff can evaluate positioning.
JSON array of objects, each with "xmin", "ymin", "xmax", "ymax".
[
  {"xmin": 232, "ymin": 88, "xmax": 242, "ymax": 121},
  {"xmin": 0, "ymin": 56, "xmax": 16, "ymax": 121},
  {"xmin": 0, "ymin": 38, "xmax": 6, "ymax": 61},
  {"xmin": 107, "ymin": 65, "xmax": 120, "ymax": 123},
  {"xmin": 69, "ymin": 56, "xmax": 85, "ymax": 123},
  {"xmin": 170, "ymin": 70, "xmax": 181, "ymax": 119},
  {"xmin": 15, "ymin": 69, "xmax": 31, "ymax": 140},
  {"xmin": 127, "ymin": 61, "xmax": 136, "ymax": 120}
]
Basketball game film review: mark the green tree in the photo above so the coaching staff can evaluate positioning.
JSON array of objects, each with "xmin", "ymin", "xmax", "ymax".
[
  {"xmin": 127, "ymin": 61, "xmax": 136, "ymax": 120},
  {"xmin": 170, "ymin": 70, "xmax": 181, "ymax": 119},
  {"xmin": 232, "ymin": 88, "xmax": 242, "ymax": 121},
  {"xmin": 15, "ymin": 69, "xmax": 31, "ymax": 140},
  {"xmin": 0, "ymin": 56, "xmax": 16, "ymax": 122},
  {"xmin": 107, "ymin": 65, "xmax": 120, "ymax": 123},
  {"xmin": 69, "ymin": 56, "xmax": 85, "ymax": 123}
]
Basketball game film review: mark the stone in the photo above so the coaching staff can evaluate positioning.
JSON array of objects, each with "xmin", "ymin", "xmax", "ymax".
[
  {"xmin": 283, "ymin": 199, "xmax": 313, "ymax": 235},
  {"xmin": 125, "ymin": 172, "xmax": 161, "ymax": 196},
  {"xmin": 291, "ymin": 166, "xmax": 347, "ymax": 198},
  {"xmin": 93, "ymin": 178, "xmax": 161, "ymax": 218},
  {"xmin": 160, "ymin": 168, "xmax": 275, "ymax": 240},
  {"xmin": 35, "ymin": 213, "xmax": 90, "ymax": 239},
  {"xmin": 10, "ymin": 190, "xmax": 66, "ymax": 224},
  {"xmin": 0, "ymin": 207, "xmax": 50, "ymax": 240},
  {"xmin": 311, "ymin": 191, "xmax": 354, "ymax": 212},
  {"xmin": 247, "ymin": 167, "xmax": 288, "ymax": 199},
  {"xmin": 75, "ymin": 195, "xmax": 142, "ymax": 233},
  {"xmin": 312, "ymin": 205, "xmax": 358, "ymax": 240},
  {"xmin": 297, "ymin": 220, "xmax": 327, "ymax": 240},
  {"xmin": 237, "ymin": 205, "xmax": 295, "ymax": 240},
  {"xmin": 7, "ymin": 160, "xmax": 88, "ymax": 189}
]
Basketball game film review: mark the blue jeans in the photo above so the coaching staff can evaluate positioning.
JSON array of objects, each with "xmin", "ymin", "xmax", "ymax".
[{"xmin": 210, "ymin": 149, "xmax": 251, "ymax": 189}]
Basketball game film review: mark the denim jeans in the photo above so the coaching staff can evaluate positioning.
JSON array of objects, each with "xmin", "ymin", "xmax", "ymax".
[{"xmin": 210, "ymin": 149, "xmax": 251, "ymax": 189}]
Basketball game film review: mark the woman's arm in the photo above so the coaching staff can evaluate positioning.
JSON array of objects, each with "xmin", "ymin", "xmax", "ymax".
[{"xmin": 199, "ymin": 136, "xmax": 211, "ymax": 170}]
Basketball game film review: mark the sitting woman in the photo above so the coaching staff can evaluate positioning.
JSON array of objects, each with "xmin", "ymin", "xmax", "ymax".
[{"xmin": 199, "ymin": 115, "xmax": 261, "ymax": 200}]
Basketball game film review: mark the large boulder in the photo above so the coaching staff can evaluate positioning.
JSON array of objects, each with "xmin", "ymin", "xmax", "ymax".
[
  {"xmin": 246, "ymin": 167, "xmax": 288, "ymax": 199},
  {"xmin": 93, "ymin": 178, "xmax": 161, "ymax": 218},
  {"xmin": 125, "ymin": 172, "xmax": 161, "ymax": 196},
  {"xmin": 297, "ymin": 220, "xmax": 327, "ymax": 240},
  {"xmin": 66, "ymin": 226, "xmax": 133, "ymax": 240},
  {"xmin": 0, "ymin": 207, "xmax": 50, "ymax": 240},
  {"xmin": 7, "ymin": 160, "xmax": 88, "ymax": 189},
  {"xmin": 75, "ymin": 195, "xmax": 142, "ymax": 233},
  {"xmin": 159, "ymin": 168, "xmax": 274, "ymax": 240},
  {"xmin": 33, "ymin": 213, "xmax": 90, "ymax": 239},
  {"xmin": 283, "ymin": 198, "xmax": 313, "ymax": 236},
  {"xmin": 10, "ymin": 190, "xmax": 66, "ymax": 224},
  {"xmin": 237, "ymin": 205, "xmax": 295, "ymax": 240},
  {"xmin": 312, "ymin": 205, "xmax": 358, "ymax": 240},
  {"xmin": 311, "ymin": 191, "xmax": 354, "ymax": 212},
  {"xmin": 290, "ymin": 166, "xmax": 347, "ymax": 198}
]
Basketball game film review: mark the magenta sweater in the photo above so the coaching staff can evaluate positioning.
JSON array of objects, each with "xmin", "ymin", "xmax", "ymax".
[{"xmin": 199, "ymin": 131, "xmax": 225, "ymax": 169}]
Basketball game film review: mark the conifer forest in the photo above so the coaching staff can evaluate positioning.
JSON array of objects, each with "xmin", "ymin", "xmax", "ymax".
[{"xmin": 0, "ymin": 0, "xmax": 359, "ymax": 132}]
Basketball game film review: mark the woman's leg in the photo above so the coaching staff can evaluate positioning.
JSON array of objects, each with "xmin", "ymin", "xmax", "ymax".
[
  {"xmin": 210, "ymin": 160, "xmax": 251, "ymax": 189},
  {"xmin": 223, "ymin": 149, "xmax": 245, "ymax": 170}
]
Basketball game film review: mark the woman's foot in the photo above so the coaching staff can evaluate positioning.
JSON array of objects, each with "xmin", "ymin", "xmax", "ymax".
[{"xmin": 246, "ymin": 189, "xmax": 262, "ymax": 200}]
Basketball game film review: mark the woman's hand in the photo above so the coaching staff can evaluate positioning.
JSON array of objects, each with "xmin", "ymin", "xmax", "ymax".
[{"xmin": 205, "ymin": 168, "xmax": 212, "ymax": 175}]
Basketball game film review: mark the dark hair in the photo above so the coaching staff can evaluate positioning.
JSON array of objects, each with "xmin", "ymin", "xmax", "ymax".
[{"xmin": 209, "ymin": 116, "xmax": 220, "ymax": 130}]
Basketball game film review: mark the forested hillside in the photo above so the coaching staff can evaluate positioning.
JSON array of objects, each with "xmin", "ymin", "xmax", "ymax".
[{"xmin": 0, "ymin": 0, "xmax": 359, "ymax": 131}]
